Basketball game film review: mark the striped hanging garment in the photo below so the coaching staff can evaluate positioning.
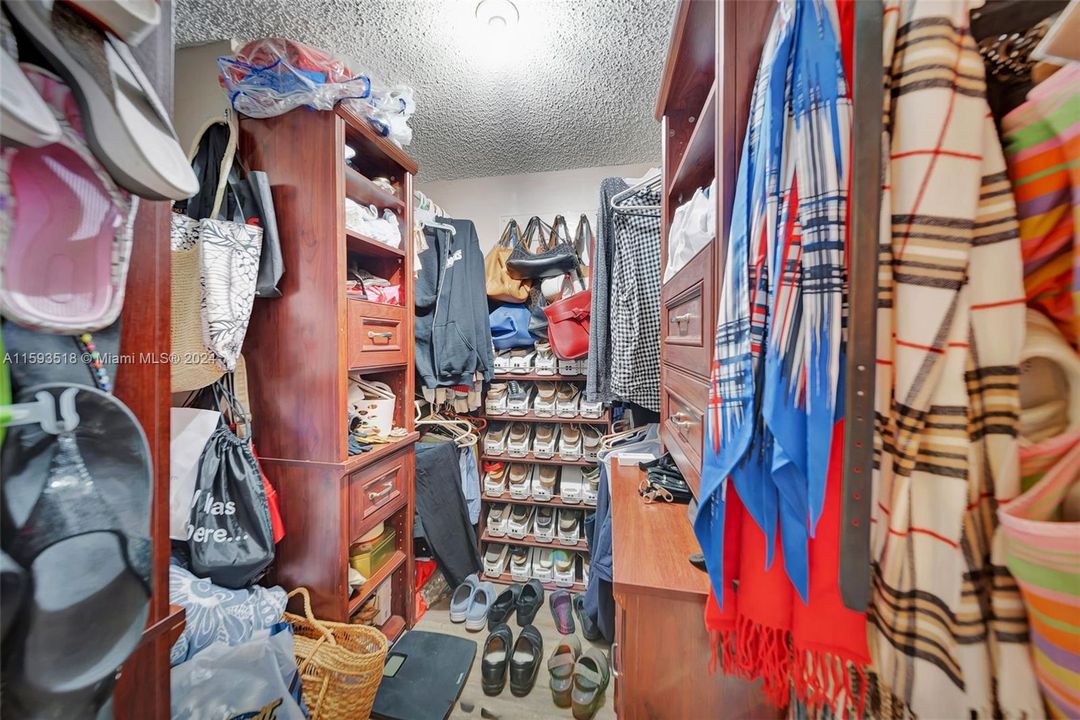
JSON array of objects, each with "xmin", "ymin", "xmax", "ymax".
[
  {"xmin": 869, "ymin": 2, "xmax": 1042, "ymax": 717},
  {"xmin": 1001, "ymin": 64, "xmax": 1080, "ymax": 347},
  {"xmin": 998, "ymin": 442, "xmax": 1080, "ymax": 718}
]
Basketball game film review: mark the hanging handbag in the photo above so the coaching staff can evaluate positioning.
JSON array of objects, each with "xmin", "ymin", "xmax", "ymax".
[
  {"xmin": 186, "ymin": 376, "xmax": 275, "ymax": 589},
  {"xmin": 506, "ymin": 215, "xmax": 579, "ymax": 280},
  {"xmin": 245, "ymin": 170, "xmax": 285, "ymax": 298},
  {"xmin": 171, "ymin": 113, "xmax": 263, "ymax": 389},
  {"xmin": 543, "ymin": 215, "xmax": 593, "ymax": 360},
  {"xmin": 485, "ymin": 219, "xmax": 531, "ymax": 302}
]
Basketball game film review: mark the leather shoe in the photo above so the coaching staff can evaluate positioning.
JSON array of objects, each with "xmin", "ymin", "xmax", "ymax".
[
  {"xmin": 488, "ymin": 583, "xmax": 522, "ymax": 630},
  {"xmin": 481, "ymin": 623, "xmax": 514, "ymax": 696},
  {"xmin": 515, "ymin": 578, "xmax": 545, "ymax": 626},
  {"xmin": 509, "ymin": 624, "xmax": 544, "ymax": 697}
]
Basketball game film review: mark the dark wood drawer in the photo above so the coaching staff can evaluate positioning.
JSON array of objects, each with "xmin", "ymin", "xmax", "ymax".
[
  {"xmin": 347, "ymin": 300, "xmax": 406, "ymax": 369},
  {"xmin": 347, "ymin": 450, "xmax": 407, "ymax": 541},
  {"xmin": 661, "ymin": 244, "xmax": 713, "ymax": 378},
  {"xmin": 661, "ymin": 365, "xmax": 707, "ymax": 493}
]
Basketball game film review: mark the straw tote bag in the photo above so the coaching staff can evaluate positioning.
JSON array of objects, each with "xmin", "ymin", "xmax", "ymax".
[
  {"xmin": 485, "ymin": 219, "xmax": 531, "ymax": 302},
  {"xmin": 171, "ymin": 112, "xmax": 262, "ymax": 392}
]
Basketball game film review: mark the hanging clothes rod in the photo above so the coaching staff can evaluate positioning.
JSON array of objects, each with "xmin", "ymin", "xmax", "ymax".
[{"xmin": 839, "ymin": 0, "xmax": 884, "ymax": 613}]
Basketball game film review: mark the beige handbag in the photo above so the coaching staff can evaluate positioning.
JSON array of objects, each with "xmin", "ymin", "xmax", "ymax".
[
  {"xmin": 485, "ymin": 219, "xmax": 531, "ymax": 302},
  {"xmin": 171, "ymin": 112, "xmax": 262, "ymax": 392}
]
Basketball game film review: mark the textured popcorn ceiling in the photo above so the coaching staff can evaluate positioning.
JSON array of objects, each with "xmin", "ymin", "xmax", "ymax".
[{"xmin": 175, "ymin": 0, "xmax": 676, "ymax": 181}]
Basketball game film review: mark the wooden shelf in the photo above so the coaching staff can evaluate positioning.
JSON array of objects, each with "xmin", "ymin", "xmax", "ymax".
[
  {"xmin": 344, "ymin": 431, "xmax": 420, "ymax": 471},
  {"xmin": 337, "ymin": 105, "xmax": 419, "ymax": 176},
  {"xmin": 483, "ymin": 411, "xmax": 610, "ymax": 425},
  {"xmin": 377, "ymin": 614, "xmax": 407, "ymax": 643},
  {"xmin": 667, "ymin": 80, "xmax": 716, "ymax": 202},
  {"xmin": 345, "ymin": 228, "xmax": 406, "ymax": 258},
  {"xmin": 348, "ymin": 550, "xmax": 407, "ymax": 615},
  {"xmin": 487, "ymin": 571, "xmax": 586, "ymax": 594},
  {"xmin": 492, "ymin": 372, "xmax": 587, "ymax": 382},
  {"xmin": 483, "ymin": 491, "xmax": 595, "ymax": 509},
  {"xmin": 344, "ymin": 164, "xmax": 406, "ymax": 212},
  {"xmin": 481, "ymin": 451, "xmax": 595, "ymax": 467},
  {"xmin": 481, "ymin": 530, "xmax": 589, "ymax": 551}
]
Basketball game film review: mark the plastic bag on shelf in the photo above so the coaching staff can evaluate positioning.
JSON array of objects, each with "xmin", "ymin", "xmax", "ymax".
[
  {"xmin": 218, "ymin": 38, "xmax": 372, "ymax": 119},
  {"xmin": 344, "ymin": 84, "xmax": 416, "ymax": 146}
]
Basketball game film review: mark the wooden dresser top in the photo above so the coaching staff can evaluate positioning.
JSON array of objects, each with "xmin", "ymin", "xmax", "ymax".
[{"xmin": 610, "ymin": 461, "xmax": 711, "ymax": 600}]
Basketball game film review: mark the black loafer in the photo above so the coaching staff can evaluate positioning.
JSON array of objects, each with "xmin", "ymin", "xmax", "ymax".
[
  {"xmin": 481, "ymin": 623, "xmax": 514, "ymax": 696},
  {"xmin": 573, "ymin": 593, "xmax": 602, "ymax": 641},
  {"xmin": 488, "ymin": 583, "xmax": 522, "ymax": 630},
  {"xmin": 516, "ymin": 578, "xmax": 545, "ymax": 626},
  {"xmin": 509, "ymin": 624, "xmax": 544, "ymax": 697}
]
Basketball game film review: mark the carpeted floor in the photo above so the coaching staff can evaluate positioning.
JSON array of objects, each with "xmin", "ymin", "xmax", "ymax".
[{"xmin": 414, "ymin": 593, "xmax": 615, "ymax": 720}]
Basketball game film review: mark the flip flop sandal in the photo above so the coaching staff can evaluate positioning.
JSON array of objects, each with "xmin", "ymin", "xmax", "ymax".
[
  {"xmin": 532, "ymin": 423, "xmax": 559, "ymax": 459},
  {"xmin": 548, "ymin": 635, "xmax": 582, "ymax": 707},
  {"xmin": 1, "ymin": 384, "xmax": 151, "ymax": 718},
  {"xmin": 67, "ymin": 0, "xmax": 161, "ymax": 46},
  {"xmin": 508, "ymin": 464, "xmax": 532, "ymax": 500},
  {"xmin": 0, "ymin": 42, "xmax": 62, "ymax": 147},
  {"xmin": 0, "ymin": 66, "xmax": 136, "ymax": 333},
  {"xmin": 571, "ymin": 648, "xmax": 611, "ymax": 720},
  {"xmin": 484, "ymin": 423, "xmax": 510, "ymax": 455},
  {"xmin": 548, "ymin": 589, "xmax": 576, "ymax": 635},
  {"xmin": 509, "ymin": 348, "xmax": 535, "ymax": 374},
  {"xmin": 553, "ymin": 550, "xmax": 576, "ymax": 587},
  {"xmin": 506, "ymin": 422, "xmax": 531, "ymax": 457},
  {"xmin": 534, "ymin": 547, "xmax": 555, "ymax": 582},
  {"xmin": 483, "ymin": 464, "xmax": 507, "ymax": 496},
  {"xmin": 485, "ymin": 382, "xmax": 509, "ymax": 415},
  {"xmin": 533, "ymin": 342, "xmax": 558, "ymax": 376},
  {"xmin": 534, "ymin": 465, "xmax": 558, "ymax": 501},
  {"xmin": 558, "ymin": 509, "xmax": 581, "ymax": 546},
  {"xmin": 7, "ymin": 1, "xmax": 197, "ymax": 201},
  {"xmin": 533, "ymin": 381, "xmax": 557, "ymax": 417},
  {"xmin": 581, "ymin": 425, "xmax": 602, "ymax": 461},
  {"xmin": 559, "ymin": 425, "xmax": 583, "ymax": 461},
  {"xmin": 483, "ymin": 543, "xmax": 508, "ymax": 577},
  {"xmin": 556, "ymin": 384, "xmax": 581, "ymax": 418},
  {"xmin": 533, "ymin": 505, "xmax": 556, "ymax": 542},
  {"xmin": 507, "ymin": 505, "xmax": 534, "ymax": 540}
]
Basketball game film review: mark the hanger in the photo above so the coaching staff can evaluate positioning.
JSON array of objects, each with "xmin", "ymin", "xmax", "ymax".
[
  {"xmin": 611, "ymin": 172, "xmax": 662, "ymax": 217},
  {"xmin": 420, "ymin": 214, "xmax": 456, "ymax": 236},
  {"xmin": 0, "ymin": 388, "xmax": 80, "ymax": 434},
  {"xmin": 622, "ymin": 167, "xmax": 660, "ymax": 186},
  {"xmin": 413, "ymin": 401, "xmax": 477, "ymax": 446}
]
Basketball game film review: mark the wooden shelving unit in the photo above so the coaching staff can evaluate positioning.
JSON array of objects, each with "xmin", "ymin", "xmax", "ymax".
[
  {"xmin": 479, "ymin": 374, "xmax": 609, "ymax": 592},
  {"xmin": 239, "ymin": 107, "xmax": 419, "ymax": 635},
  {"xmin": 485, "ymin": 571, "xmax": 586, "ymax": 594}
]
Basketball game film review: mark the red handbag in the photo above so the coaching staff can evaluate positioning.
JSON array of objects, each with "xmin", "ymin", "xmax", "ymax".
[
  {"xmin": 544, "ymin": 289, "xmax": 591, "ymax": 359},
  {"xmin": 544, "ymin": 215, "xmax": 594, "ymax": 360}
]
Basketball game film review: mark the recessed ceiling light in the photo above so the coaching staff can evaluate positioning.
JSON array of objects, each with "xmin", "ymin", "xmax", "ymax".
[{"xmin": 475, "ymin": 0, "xmax": 519, "ymax": 29}]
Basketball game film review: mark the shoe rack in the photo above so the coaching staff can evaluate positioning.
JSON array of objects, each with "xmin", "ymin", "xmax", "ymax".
[
  {"xmin": 237, "ymin": 104, "xmax": 419, "ymax": 639},
  {"xmin": 478, "ymin": 366, "xmax": 611, "ymax": 593}
]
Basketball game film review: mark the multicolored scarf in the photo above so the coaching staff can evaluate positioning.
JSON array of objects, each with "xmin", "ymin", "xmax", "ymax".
[
  {"xmin": 697, "ymin": 0, "xmax": 867, "ymax": 713},
  {"xmin": 869, "ymin": 2, "xmax": 1041, "ymax": 716}
]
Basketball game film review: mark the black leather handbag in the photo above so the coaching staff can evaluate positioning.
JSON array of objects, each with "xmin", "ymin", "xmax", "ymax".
[{"xmin": 506, "ymin": 215, "xmax": 580, "ymax": 280}]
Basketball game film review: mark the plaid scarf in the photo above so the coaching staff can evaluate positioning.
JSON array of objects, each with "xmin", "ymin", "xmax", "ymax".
[
  {"xmin": 698, "ymin": 1, "xmax": 868, "ymax": 713},
  {"xmin": 869, "ymin": 2, "xmax": 1041, "ymax": 717}
]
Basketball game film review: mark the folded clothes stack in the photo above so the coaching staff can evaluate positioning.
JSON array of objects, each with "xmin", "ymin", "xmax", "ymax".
[{"xmin": 346, "ymin": 198, "xmax": 402, "ymax": 248}]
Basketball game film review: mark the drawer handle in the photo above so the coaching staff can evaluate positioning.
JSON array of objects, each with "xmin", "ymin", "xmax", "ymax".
[
  {"xmin": 610, "ymin": 642, "xmax": 620, "ymax": 678},
  {"xmin": 368, "ymin": 482, "xmax": 395, "ymax": 502},
  {"xmin": 673, "ymin": 312, "xmax": 695, "ymax": 325},
  {"xmin": 367, "ymin": 331, "xmax": 394, "ymax": 345},
  {"xmin": 672, "ymin": 412, "xmax": 693, "ymax": 429}
]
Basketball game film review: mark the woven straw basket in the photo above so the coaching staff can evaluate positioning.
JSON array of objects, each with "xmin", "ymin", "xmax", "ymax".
[{"xmin": 284, "ymin": 588, "xmax": 389, "ymax": 720}]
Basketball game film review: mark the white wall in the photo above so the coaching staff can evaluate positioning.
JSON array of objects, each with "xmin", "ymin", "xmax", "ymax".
[
  {"xmin": 174, "ymin": 40, "xmax": 236, "ymax": 152},
  {"xmin": 418, "ymin": 163, "xmax": 657, "ymax": 253}
]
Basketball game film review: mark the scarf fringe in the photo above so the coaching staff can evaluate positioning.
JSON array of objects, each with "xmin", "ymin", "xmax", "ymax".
[{"xmin": 709, "ymin": 616, "xmax": 870, "ymax": 718}]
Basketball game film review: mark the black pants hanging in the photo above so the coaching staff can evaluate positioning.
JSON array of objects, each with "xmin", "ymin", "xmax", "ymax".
[{"xmin": 414, "ymin": 442, "xmax": 482, "ymax": 588}]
